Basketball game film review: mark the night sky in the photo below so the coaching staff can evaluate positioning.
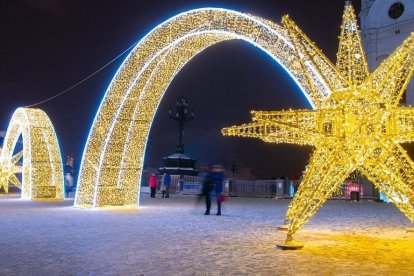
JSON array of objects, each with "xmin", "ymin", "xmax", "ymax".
[{"xmin": 0, "ymin": 0, "xmax": 362, "ymax": 180}]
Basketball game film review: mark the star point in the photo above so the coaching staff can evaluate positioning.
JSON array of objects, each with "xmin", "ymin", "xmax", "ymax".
[{"xmin": 0, "ymin": 149, "xmax": 23, "ymax": 193}]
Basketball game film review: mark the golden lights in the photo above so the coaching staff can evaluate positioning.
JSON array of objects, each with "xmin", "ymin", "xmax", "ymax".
[
  {"xmin": 223, "ymin": 2, "xmax": 414, "ymax": 246},
  {"xmin": 0, "ymin": 150, "xmax": 22, "ymax": 193},
  {"xmin": 0, "ymin": 108, "xmax": 64, "ymax": 200},
  {"xmin": 74, "ymin": 8, "xmax": 328, "ymax": 208}
]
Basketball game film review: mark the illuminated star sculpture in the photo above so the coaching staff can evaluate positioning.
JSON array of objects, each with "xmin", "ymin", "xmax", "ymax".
[
  {"xmin": 222, "ymin": 2, "xmax": 414, "ymax": 248},
  {"xmin": 0, "ymin": 149, "xmax": 23, "ymax": 193}
]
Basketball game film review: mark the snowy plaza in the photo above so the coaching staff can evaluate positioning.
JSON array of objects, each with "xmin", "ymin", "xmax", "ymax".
[
  {"xmin": 2, "ymin": 1, "xmax": 414, "ymax": 275},
  {"xmin": 1, "ymin": 194, "xmax": 413, "ymax": 275}
]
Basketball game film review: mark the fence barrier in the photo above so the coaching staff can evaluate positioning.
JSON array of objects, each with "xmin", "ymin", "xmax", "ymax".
[{"xmin": 141, "ymin": 172, "xmax": 378, "ymax": 200}]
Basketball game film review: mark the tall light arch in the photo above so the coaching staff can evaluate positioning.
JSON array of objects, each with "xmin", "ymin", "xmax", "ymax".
[
  {"xmin": 1, "ymin": 108, "xmax": 64, "ymax": 200},
  {"xmin": 75, "ymin": 8, "xmax": 332, "ymax": 208}
]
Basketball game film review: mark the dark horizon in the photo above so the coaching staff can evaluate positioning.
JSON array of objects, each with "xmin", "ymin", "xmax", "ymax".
[{"xmin": 1, "ymin": 0, "xmax": 363, "ymax": 180}]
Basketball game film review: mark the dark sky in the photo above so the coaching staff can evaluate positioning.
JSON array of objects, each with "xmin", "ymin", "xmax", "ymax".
[{"xmin": 0, "ymin": 0, "xmax": 362, "ymax": 180}]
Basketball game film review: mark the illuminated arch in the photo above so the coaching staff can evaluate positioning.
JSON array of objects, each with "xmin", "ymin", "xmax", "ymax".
[
  {"xmin": 75, "ymin": 8, "xmax": 329, "ymax": 208},
  {"xmin": 0, "ymin": 108, "xmax": 64, "ymax": 200}
]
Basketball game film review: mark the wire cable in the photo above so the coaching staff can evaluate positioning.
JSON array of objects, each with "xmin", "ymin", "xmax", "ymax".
[{"xmin": 24, "ymin": 41, "xmax": 138, "ymax": 108}]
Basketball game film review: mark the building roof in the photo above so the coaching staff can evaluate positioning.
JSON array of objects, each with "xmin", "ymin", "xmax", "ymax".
[{"xmin": 163, "ymin": 153, "xmax": 194, "ymax": 160}]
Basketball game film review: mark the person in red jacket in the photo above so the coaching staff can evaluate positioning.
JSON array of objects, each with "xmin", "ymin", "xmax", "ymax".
[{"xmin": 149, "ymin": 173, "xmax": 157, "ymax": 198}]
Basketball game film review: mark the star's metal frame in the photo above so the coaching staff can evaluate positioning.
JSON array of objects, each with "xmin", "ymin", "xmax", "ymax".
[{"xmin": 223, "ymin": 2, "xmax": 414, "ymax": 248}]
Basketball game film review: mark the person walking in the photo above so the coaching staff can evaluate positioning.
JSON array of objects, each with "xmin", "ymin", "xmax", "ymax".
[
  {"xmin": 63, "ymin": 157, "xmax": 75, "ymax": 198},
  {"xmin": 149, "ymin": 173, "xmax": 157, "ymax": 198},
  {"xmin": 64, "ymin": 172, "xmax": 73, "ymax": 198},
  {"xmin": 211, "ymin": 165, "xmax": 225, "ymax": 215},
  {"xmin": 162, "ymin": 172, "xmax": 171, "ymax": 198},
  {"xmin": 199, "ymin": 165, "xmax": 213, "ymax": 215}
]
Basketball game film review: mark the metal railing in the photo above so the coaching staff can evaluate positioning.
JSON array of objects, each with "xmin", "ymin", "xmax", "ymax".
[
  {"xmin": 141, "ymin": 171, "xmax": 298, "ymax": 198},
  {"xmin": 229, "ymin": 179, "xmax": 297, "ymax": 198}
]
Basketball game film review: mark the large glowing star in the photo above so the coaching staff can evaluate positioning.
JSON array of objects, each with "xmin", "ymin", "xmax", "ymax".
[
  {"xmin": 0, "ymin": 149, "xmax": 22, "ymax": 193},
  {"xmin": 75, "ymin": 8, "xmax": 337, "ymax": 208},
  {"xmin": 0, "ymin": 108, "xmax": 64, "ymax": 200},
  {"xmin": 223, "ymin": 2, "xmax": 414, "ymax": 247}
]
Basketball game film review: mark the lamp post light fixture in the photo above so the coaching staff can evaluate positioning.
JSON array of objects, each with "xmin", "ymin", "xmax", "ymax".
[{"xmin": 168, "ymin": 96, "xmax": 194, "ymax": 153}]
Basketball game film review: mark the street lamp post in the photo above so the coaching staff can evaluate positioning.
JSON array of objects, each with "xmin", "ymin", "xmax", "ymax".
[
  {"xmin": 231, "ymin": 161, "xmax": 238, "ymax": 180},
  {"xmin": 168, "ymin": 96, "xmax": 194, "ymax": 153}
]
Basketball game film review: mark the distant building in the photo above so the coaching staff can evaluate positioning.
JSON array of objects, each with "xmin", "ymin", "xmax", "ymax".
[
  {"xmin": 360, "ymin": 0, "xmax": 414, "ymax": 104},
  {"xmin": 342, "ymin": 181, "xmax": 364, "ymax": 200}
]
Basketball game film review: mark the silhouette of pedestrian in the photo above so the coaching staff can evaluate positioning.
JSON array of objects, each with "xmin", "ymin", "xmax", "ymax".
[
  {"xmin": 211, "ymin": 164, "xmax": 225, "ymax": 215},
  {"xmin": 149, "ymin": 173, "xmax": 157, "ymax": 198},
  {"xmin": 200, "ymin": 165, "xmax": 213, "ymax": 215},
  {"xmin": 162, "ymin": 172, "xmax": 171, "ymax": 198}
]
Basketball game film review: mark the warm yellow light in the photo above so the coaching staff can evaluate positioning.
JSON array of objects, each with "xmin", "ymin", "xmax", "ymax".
[
  {"xmin": 0, "ymin": 108, "xmax": 64, "ymax": 200},
  {"xmin": 223, "ymin": 2, "xmax": 414, "ymax": 246},
  {"xmin": 74, "ymin": 8, "xmax": 331, "ymax": 208},
  {"xmin": 0, "ymin": 149, "xmax": 22, "ymax": 193}
]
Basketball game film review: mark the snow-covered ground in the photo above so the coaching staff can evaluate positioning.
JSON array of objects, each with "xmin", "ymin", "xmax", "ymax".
[{"xmin": 0, "ymin": 194, "xmax": 413, "ymax": 275}]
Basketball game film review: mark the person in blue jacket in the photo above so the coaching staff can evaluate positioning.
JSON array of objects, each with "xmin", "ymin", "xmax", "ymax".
[{"xmin": 162, "ymin": 172, "xmax": 171, "ymax": 198}]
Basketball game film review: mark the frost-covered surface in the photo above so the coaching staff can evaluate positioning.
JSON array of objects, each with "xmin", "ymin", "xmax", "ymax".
[{"xmin": 0, "ymin": 194, "xmax": 413, "ymax": 275}]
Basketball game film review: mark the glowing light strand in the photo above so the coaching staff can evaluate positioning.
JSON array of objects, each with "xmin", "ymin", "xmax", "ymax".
[{"xmin": 24, "ymin": 41, "xmax": 139, "ymax": 108}]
